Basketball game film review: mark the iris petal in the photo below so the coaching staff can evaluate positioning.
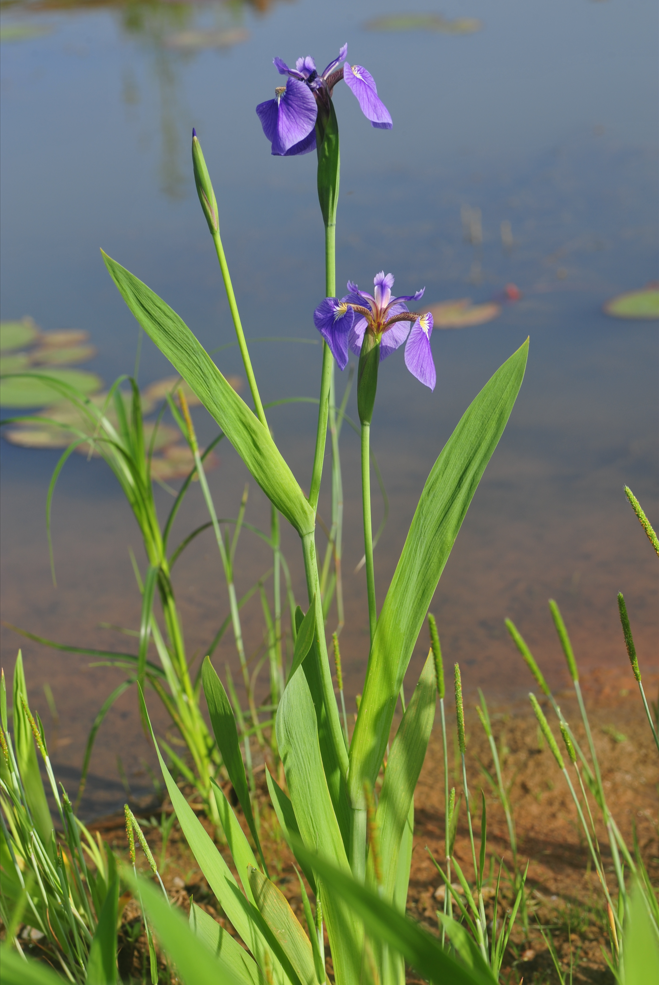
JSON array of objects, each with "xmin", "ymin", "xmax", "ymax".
[
  {"xmin": 404, "ymin": 314, "xmax": 436, "ymax": 390},
  {"xmin": 343, "ymin": 64, "xmax": 392, "ymax": 129},
  {"xmin": 295, "ymin": 55, "xmax": 317, "ymax": 77},
  {"xmin": 348, "ymin": 316, "xmax": 368, "ymax": 355},
  {"xmin": 273, "ymin": 57, "xmax": 305, "ymax": 80},
  {"xmin": 271, "ymin": 78, "xmax": 318, "ymax": 154},
  {"xmin": 380, "ymin": 319, "xmax": 410, "ymax": 360},
  {"xmin": 282, "ymin": 128, "xmax": 317, "ymax": 156},
  {"xmin": 314, "ymin": 299, "xmax": 354, "ymax": 370},
  {"xmin": 321, "ymin": 43, "xmax": 348, "ymax": 78}
]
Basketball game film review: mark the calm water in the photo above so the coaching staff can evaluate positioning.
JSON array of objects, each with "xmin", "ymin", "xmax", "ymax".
[{"xmin": 1, "ymin": 0, "xmax": 658, "ymax": 815}]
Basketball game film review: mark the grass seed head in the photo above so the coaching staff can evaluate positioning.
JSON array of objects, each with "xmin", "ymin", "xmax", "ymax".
[
  {"xmin": 505, "ymin": 618, "xmax": 551, "ymax": 696},
  {"xmin": 332, "ymin": 632, "xmax": 344, "ymax": 691},
  {"xmin": 454, "ymin": 663, "xmax": 466, "ymax": 755},
  {"xmin": 428, "ymin": 614, "xmax": 445, "ymax": 698},
  {"xmin": 617, "ymin": 592, "xmax": 641, "ymax": 682},
  {"xmin": 530, "ymin": 693, "xmax": 564, "ymax": 770}
]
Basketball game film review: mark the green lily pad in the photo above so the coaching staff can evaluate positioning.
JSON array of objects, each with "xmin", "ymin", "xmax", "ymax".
[
  {"xmin": 0, "ymin": 353, "xmax": 32, "ymax": 374},
  {"xmin": 0, "ymin": 319, "xmax": 40, "ymax": 351},
  {"xmin": 365, "ymin": 14, "xmax": 482, "ymax": 34},
  {"xmin": 32, "ymin": 344, "xmax": 97, "ymax": 365},
  {"xmin": 164, "ymin": 28, "xmax": 249, "ymax": 51},
  {"xmin": 0, "ymin": 23, "xmax": 52, "ymax": 43},
  {"xmin": 427, "ymin": 299, "xmax": 501, "ymax": 329},
  {"xmin": 3, "ymin": 425, "xmax": 74, "ymax": 450},
  {"xmin": 39, "ymin": 329, "xmax": 90, "ymax": 348},
  {"xmin": 0, "ymin": 368, "xmax": 103, "ymax": 408},
  {"xmin": 603, "ymin": 286, "xmax": 659, "ymax": 320}
]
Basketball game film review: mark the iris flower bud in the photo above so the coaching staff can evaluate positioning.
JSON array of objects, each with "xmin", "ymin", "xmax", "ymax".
[{"xmin": 192, "ymin": 129, "xmax": 219, "ymax": 234}]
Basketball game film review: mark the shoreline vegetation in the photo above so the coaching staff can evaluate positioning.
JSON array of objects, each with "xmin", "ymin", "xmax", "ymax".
[{"xmin": 1, "ymin": 36, "xmax": 657, "ymax": 985}]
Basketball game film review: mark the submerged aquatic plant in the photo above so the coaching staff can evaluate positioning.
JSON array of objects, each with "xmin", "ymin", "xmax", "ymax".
[{"xmin": 256, "ymin": 43, "xmax": 392, "ymax": 156}]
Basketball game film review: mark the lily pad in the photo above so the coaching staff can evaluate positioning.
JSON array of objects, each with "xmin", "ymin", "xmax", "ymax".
[
  {"xmin": 39, "ymin": 329, "xmax": 90, "ymax": 348},
  {"xmin": 0, "ymin": 23, "xmax": 52, "ymax": 43},
  {"xmin": 0, "ymin": 368, "xmax": 103, "ymax": 408},
  {"xmin": 32, "ymin": 344, "xmax": 97, "ymax": 365},
  {"xmin": 164, "ymin": 28, "xmax": 249, "ymax": 50},
  {"xmin": 0, "ymin": 319, "xmax": 40, "ymax": 351},
  {"xmin": 427, "ymin": 299, "xmax": 501, "ymax": 329},
  {"xmin": 74, "ymin": 422, "xmax": 180, "ymax": 458},
  {"xmin": 0, "ymin": 353, "xmax": 32, "ymax": 374},
  {"xmin": 365, "ymin": 14, "xmax": 482, "ymax": 34},
  {"xmin": 3, "ymin": 426, "xmax": 74, "ymax": 450},
  {"xmin": 603, "ymin": 287, "xmax": 659, "ymax": 320},
  {"xmin": 150, "ymin": 444, "xmax": 219, "ymax": 482}
]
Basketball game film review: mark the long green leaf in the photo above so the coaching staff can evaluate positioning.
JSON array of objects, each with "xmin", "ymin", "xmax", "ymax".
[
  {"xmin": 287, "ymin": 603, "xmax": 316, "ymax": 683},
  {"xmin": 202, "ymin": 658, "xmax": 263, "ymax": 863},
  {"xmin": 0, "ymin": 948, "xmax": 64, "ymax": 985},
  {"xmin": 624, "ymin": 880, "xmax": 659, "ymax": 985},
  {"xmin": 212, "ymin": 780, "xmax": 260, "ymax": 900},
  {"xmin": 276, "ymin": 670, "xmax": 362, "ymax": 983},
  {"xmin": 127, "ymin": 872, "xmax": 251, "ymax": 985},
  {"xmin": 189, "ymin": 903, "xmax": 260, "ymax": 985},
  {"xmin": 293, "ymin": 843, "xmax": 494, "ymax": 985},
  {"xmin": 137, "ymin": 565, "xmax": 158, "ymax": 687},
  {"xmin": 265, "ymin": 770, "xmax": 316, "ymax": 895},
  {"xmin": 349, "ymin": 341, "xmax": 528, "ymax": 804},
  {"xmin": 12, "ymin": 653, "xmax": 52, "ymax": 848},
  {"xmin": 436, "ymin": 914, "xmax": 497, "ymax": 982},
  {"xmin": 248, "ymin": 868, "xmax": 317, "ymax": 985},
  {"xmin": 85, "ymin": 876, "xmax": 119, "ymax": 985},
  {"xmin": 102, "ymin": 253, "xmax": 315, "ymax": 537},
  {"xmin": 136, "ymin": 688, "xmax": 298, "ymax": 985},
  {"xmin": 376, "ymin": 651, "xmax": 436, "ymax": 902}
]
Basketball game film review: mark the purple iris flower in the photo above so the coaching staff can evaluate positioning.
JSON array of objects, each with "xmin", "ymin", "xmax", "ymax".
[
  {"xmin": 256, "ymin": 44, "xmax": 392, "ymax": 157},
  {"xmin": 313, "ymin": 272, "xmax": 436, "ymax": 390}
]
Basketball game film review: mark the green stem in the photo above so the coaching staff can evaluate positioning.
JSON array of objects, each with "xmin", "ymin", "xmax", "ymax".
[
  {"xmin": 361, "ymin": 422, "xmax": 377, "ymax": 642},
  {"xmin": 308, "ymin": 221, "xmax": 337, "ymax": 512},
  {"xmin": 212, "ymin": 230, "xmax": 267, "ymax": 427}
]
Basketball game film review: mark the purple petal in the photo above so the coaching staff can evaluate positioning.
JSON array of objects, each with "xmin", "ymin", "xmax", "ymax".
[
  {"xmin": 404, "ymin": 314, "xmax": 436, "ymax": 390},
  {"xmin": 343, "ymin": 64, "xmax": 392, "ymax": 129},
  {"xmin": 264, "ymin": 78, "xmax": 317, "ymax": 155},
  {"xmin": 380, "ymin": 319, "xmax": 410, "ymax": 360},
  {"xmin": 373, "ymin": 271, "xmax": 395, "ymax": 309},
  {"xmin": 321, "ymin": 43, "xmax": 348, "ymax": 78},
  {"xmin": 348, "ymin": 316, "xmax": 368, "ymax": 355},
  {"xmin": 344, "ymin": 291, "xmax": 373, "ymax": 310},
  {"xmin": 255, "ymin": 98, "xmax": 279, "ymax": 145},
  {"xmin": 295, "ymin": 55, "xmax": 317, "ymax": 77},
  {"xmin": 274, "ymin": 56, "xmax": 305, "ymax": 80},
  {"xmin": 282, "ymin": 128, "xmax": 317, "ymax": 156},
  {"xmin": 314, "ymin": 298, "xmax": 354, "ymax": 370},
  {"xmin": 388, "ymin": 287, "xmax": 425, "ymax": 307}
]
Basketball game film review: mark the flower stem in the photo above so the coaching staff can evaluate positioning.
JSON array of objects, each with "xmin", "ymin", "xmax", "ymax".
[
  {"xmin": 309, "ymin": 220, "xmax": 337, "ymax": 512},
  {"xmin": 361, "ymin": 422, "xmax": 377, "ymax": 642},
  {"xmin": 212, "ymin": 230, "xmax": 267, "ymax": 428}
]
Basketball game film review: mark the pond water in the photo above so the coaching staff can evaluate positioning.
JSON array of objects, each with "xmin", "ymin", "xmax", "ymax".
[{"xmin": 1, "ymin": 0, "xmax": 658, "ymax": 816}]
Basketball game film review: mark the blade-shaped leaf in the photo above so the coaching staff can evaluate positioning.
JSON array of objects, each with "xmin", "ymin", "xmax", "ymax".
[
  {"xmin": 127, "ymin": 872, "xmax": 251, "ymax": 985},
  {"xmin": 12, "ymin": 653, "xmax": 52, "ymax": 848},
  {"xmin": 377, "ymin": 652, "xmax": 436, "ymax": 902},
  {"xmin": 436, "ymin": 913, "xmax": 497, "ymax": 982},
  {"xmin": 287, "ymin": 602, "xmax": 316, "ymax": 683},
  {"xmin": 137, "ymin": 565, "xmax": 158, "ymax": 688},
  {"xmin": 189, "ymin": 903, "xmax": 260, "ymax": 985},
  {"xmin": 202, "ymin": 657, "xmax": 263, "ymax": 864},
  {"xmin": 102, "ymin": 253, "xmax": 315, "ymax": 537},
  {"xmin": 212, "ymin": 780, "xmax": 260, "ymax": 900},
  {"xmin": 293, "ymin": 842, "xmax": 495, "ymax": 985},
  {"xmin": 276, "ymin": 670, "xmax": 362, "ymax": 983},
  {"xmin": 624, "ymin": 880, "xmax": 659, "ymax": 985},
  {"xmin": 85, "ymin": 876, "xmax": 119, "ymax": 985},
  {"xmin": 136, "ymin": 687, "xmax": 300, "ymax": 985},
  {"xmin": 0, "ymin": 948, "xmax": 65, "ymax": 985},
  {"xmin": 248, "ymin": 867, "xmax": 317, "ymax": 985},
  {"xmin": 265, "ymin": 769, "xmax": 316, "ymax": 896},
  {"xmin": 349, "ymin": 341, "xmax": 528, "ymax": 804}
]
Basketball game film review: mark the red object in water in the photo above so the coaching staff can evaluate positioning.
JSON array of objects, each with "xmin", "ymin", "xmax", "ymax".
[{"xmin": 504, "ymin": 283, "xmax": 521, "ymax": 301}]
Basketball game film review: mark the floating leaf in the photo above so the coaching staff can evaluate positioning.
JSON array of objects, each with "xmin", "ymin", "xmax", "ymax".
[
  {"xmin": 0, "ymin": 353, "xmax": 32, "ymax": 374},
  {"xmin": 143, "ymin": 374, "xmax": 242, "ymax": 408},
  {"xmin": 32, "ymin": 344, "xmax": 97, "ymax": 366},
  {"xmin": 150, "ymin": 444, "xmax": 219, "ymax": 481},
  {"xmin": 164, "ymin": 28, "xmax": 249, "ymax": 50},
  {"xmin": 75, "ymin": 422, "xmax": 180, "ymax": 458},
  {"xmin": 365, "ymin": 14, "xmax": 482, "ymax": 34},
  {"xmin": 427, "ymin": 299, "xmax": 501, "ymax": 329},
  {"xmin": 39, "ymin": 329, "xmax": 90, "ymax": 348},
  {"xmin": 0, "ymin": 23, "xmax": 53, "ymax": 43},
  {"xmin": 0, "ymin": 318, "xmax": 40, "ymax": 351},
  {"xmin": 4, "ymin": 426, "xmax": 73, "ymax": 450},
  {"xmin": 603, "ymin": 286, "xmax": 659, "ymax": 320},
  {"xmin": 0, "ymin": 368, "xmax": 103, "ymax": 408}
]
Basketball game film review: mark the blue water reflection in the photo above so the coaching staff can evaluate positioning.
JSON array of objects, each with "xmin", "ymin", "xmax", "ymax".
[{"xmin": 1, "ymin": 0, "xmax": 657, "ymax": 813}]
